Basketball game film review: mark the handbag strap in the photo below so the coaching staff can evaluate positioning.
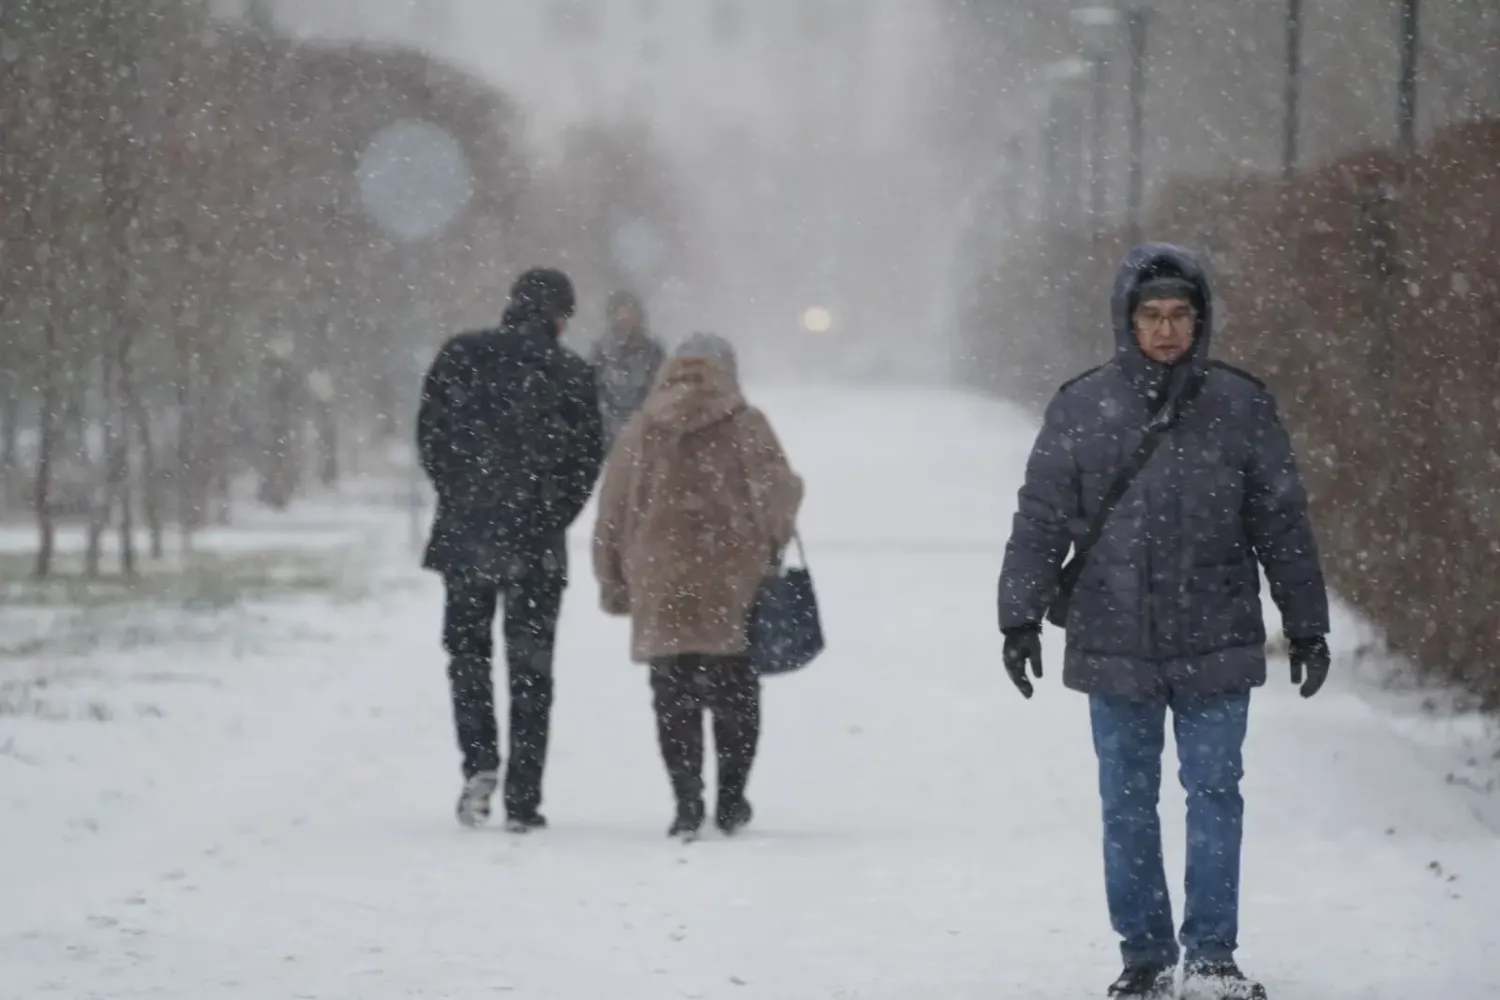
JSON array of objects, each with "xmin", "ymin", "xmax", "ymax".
[
  {"xmin": 783, "ymin": 531, "xmax": 808, "ymax": 569},
  {"xmin": 730, "ymin": 420, "xmax": 797, "ymax": 569}
]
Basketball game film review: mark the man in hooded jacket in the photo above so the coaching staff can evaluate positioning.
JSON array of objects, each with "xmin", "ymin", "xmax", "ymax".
[
  {"xmin": 997, "ymin": 244, "xmax": 1331, "ymax": 1000},
  {"xmin": 588, "ymin": 289, "xmax": 667, "ymax": 452},
  {"xmin": 417, "ymin": 267, "xmax": 604, "ymax": 832}
]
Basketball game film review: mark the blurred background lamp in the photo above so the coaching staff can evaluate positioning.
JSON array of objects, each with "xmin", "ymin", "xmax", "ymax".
[
  {"xmin": 801, "ymin": 306, "xmax": 834, "ymax": 333},
  {"xmin": 356, "ymin": 119, "xmax": 473, "ymax": 242}
]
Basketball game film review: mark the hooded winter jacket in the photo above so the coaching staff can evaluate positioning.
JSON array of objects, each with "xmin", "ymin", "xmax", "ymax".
[
  {"xmin": 589, "ymin": 307, "xmax": 667, "ymax": 451},
  {"xmin": 997, "ymin": 243, "xmax": 1329, "ymax": 698},
  {"xmin": 592, "ymin": 356, "xmax": 803, "ymax": 663}
]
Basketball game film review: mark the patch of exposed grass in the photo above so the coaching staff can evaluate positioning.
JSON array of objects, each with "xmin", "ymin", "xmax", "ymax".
[
  {"xmin": 0, "ymin": 548, "xmax": 355, "ymax": 610},
  {"xmin": 0, "ymin": 538, "xmax": 394, "ymax": 663}
]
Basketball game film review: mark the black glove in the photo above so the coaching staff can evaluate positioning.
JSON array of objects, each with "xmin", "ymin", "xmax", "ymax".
[
  {"xmin": 1289, "ymin": 636, "xmax": 1330, "ymax": 698},
  {"xmin": 1002, "ymin": 623, "xmax": 1044, "ymax": 699}
]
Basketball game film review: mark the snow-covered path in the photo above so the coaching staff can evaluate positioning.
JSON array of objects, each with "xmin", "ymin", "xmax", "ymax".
[{"xmin": 3, "ymin": 386, "xmax": 1497, "ymax": 999}]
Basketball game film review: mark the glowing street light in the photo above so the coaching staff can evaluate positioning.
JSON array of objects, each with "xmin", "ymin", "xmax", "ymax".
[{"xmin": 801, "ymin": 306, "xmax": 834, "ymax": 333}]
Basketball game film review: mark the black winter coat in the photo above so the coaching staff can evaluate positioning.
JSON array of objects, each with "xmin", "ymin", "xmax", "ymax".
[
  {"xmin": 417, "ymin": 310, "xmax": 604, "ymax": 582},
  {"xmin": 998, "ymin": 243, "xmax": 1329, "ymax": 698}
]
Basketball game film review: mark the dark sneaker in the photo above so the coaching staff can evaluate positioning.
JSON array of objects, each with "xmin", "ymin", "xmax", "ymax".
[
  {"xmin": 715, "ymin": 796, "xmax": 753, "ymax": 836},
  {"xmin": 668, "ymin": 798, "xmax": 705, "ymax": 841},
  {"xmin": 1182, "ymin": 960, "xmax": 1266, "ymax": 1000},
  {"xmin": 503, "ymin": 811, "xmax": 548, "ymax": 833},
  {"xmin": 1107, "ymin": 963, "xmax": 1176, "ymax": 999},
  {"xmin": 456, "ymin": 771, "xmax": 499, "ymax": 828}
]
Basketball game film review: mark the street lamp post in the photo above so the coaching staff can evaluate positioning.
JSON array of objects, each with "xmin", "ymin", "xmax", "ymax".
[
  {"xmin": 1282, "ymin": 0, "xmax": 1304, "ymax": 177},
  {"xmin": 1123, "ymin": 0, "xmax": 1157, "ymax": 247},
  {"xmin": 1397, "ymin": 0, "xmax": 1420, "ymax": 158},
  {"xmin": 1043, "ymin": 58, "xmax": 1089, "ymax": 232},
  {"xmin": 1041, "ymin": 101, "xmax": 1062, "ymax": 230},
  {"xmin": 1071, "ymin": 6, "xmax": 1119, "ymax": 227}
]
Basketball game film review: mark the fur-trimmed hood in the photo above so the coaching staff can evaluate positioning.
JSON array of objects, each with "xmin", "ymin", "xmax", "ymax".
[{"xmin": 638, "ymin": 356, "xmax": 746, "ymax": 439}]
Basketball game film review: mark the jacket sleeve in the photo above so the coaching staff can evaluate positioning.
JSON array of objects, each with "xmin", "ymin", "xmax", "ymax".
[
  {"xmin": 591, "ymin": 419, "xmax": 637, "ymax": 616},
  {"xmin": 646, "ymin": 340, "xmax": 667, "ymax": 391},
  {"xmin": 545, "ymin": 359, "xmax": 606, "ymax": 533},
  {"xmin": 998, "ymin": 391, "xmax": 1081, "ymax": 630},
  {"xmin": 415, "ymin": 341, "xmax": 462, "ymax": 493},
  {"xmin": 1243, "ymin": 390, "xmax": 1330, "ymax": 639},
  {"xmin": 740, "ymin": 406, "xmax": 804, "ymax": 557}
]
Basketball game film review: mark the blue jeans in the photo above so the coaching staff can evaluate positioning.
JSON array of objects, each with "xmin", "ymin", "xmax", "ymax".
[{"xmin": 1089, "ymin": 692, "xmax": 1250, "ymax": 968}]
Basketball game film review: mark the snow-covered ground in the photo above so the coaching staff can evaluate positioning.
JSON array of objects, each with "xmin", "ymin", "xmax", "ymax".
[{"xmin": 2, "ymin": 385, "xmax": 1497, "ymax": 999}]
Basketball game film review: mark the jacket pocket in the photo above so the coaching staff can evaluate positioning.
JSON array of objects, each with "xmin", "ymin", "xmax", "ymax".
[
  {"xmin": 1069, "ymin": 564, "xmax": 1141, "ymax": 656},
  {"xmin": 1183, "ymin": 563, "xmax": 1264, "ymax": 653}
]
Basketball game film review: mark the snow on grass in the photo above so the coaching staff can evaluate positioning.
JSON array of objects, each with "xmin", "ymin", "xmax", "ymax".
[{"xmin": 0, "ymin": 494, "xmax": 414, "ymax": 666}]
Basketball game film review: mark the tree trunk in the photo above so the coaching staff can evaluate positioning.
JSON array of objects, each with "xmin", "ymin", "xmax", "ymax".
[
  {"xmin": 315, "ymin": 398, "xmax": 339, "ymax": 488},
  {"xmin": 124, "ymin": 359, "xmax": 163, "ymax": 561},
  {"xmin": 175, "ymin": 313, "xmax": 196, "ymax": 550},
  {"xmin": 198, "ymin": 314, "xmax": 233, "ymax": 526},
  {"xmin": 0, "ymin": 377, "xmax": 19, "ymax": 510},
  {"xmin": 258, "ymin": 353, "xmax": 299, "ymax": 510},
  {"xmin": 118, "ymin": 416, "xmax": 136, "ymax": 577},
  {"xmin": 84, "ymin": 345, "xmax": 115, "ymax": 578},
  {"xmin": 33, "ymin": 318, "xmax": 59, "ymax": 579},
  {"xmin": 114, "ymin": 327, "xmax": 139, "ymax": 576}
]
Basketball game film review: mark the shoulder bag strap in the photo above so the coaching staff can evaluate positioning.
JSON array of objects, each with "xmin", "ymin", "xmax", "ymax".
[
  {"xmin": 1055, "ymin": 425, "xmax": 1167, "ymax": 599},
  {"xmin": 1054, "ymin": 367, "xmax": 1208, "ymax": 605}
]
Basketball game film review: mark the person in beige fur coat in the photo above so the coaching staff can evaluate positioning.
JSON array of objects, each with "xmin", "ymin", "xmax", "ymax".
[{"xmin": 592, "ymin": 332, "xmax": 803, "ymax": 839}]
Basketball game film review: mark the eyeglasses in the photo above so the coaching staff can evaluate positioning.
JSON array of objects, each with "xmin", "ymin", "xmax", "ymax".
[{"xmin": 1134, "ymin": 308, "xmax": 1196, "ymax": 332}]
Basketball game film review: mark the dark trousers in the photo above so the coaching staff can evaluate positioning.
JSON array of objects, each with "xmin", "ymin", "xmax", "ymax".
[
  {"xmin": 443, "ymin": 567, "xmax": 565, "ymax": 816},
  {"xmin": 1089, "ymin": 692, "xmax": 1251, "ymax": 968},
  {"xmin": 649, "ymin": 654, "xmax": 760, "ymax": 806}
]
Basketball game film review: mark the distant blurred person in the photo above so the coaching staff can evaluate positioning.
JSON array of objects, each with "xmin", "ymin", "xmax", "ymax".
[
  {"xmin": 588, "ymin": 289, "xmax": 666, "ymax": 452},
  {"xmin": 417, "ymin": 267, "xmax": 604, "ymax": 832},
  {"xmin": 592, "ymin": 333, "xmax": 803, "ymax": 840}
]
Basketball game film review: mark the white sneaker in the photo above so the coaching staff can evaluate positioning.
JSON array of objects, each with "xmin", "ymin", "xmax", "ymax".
[{"xmin": 456, "ymin": 771, "xmax": 499, "ymax": 828}]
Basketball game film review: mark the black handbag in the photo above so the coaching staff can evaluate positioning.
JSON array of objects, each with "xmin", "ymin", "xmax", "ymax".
[
  {"xmin": 731, "ymin": 429, "xmax": 823, "ymax": 676},
  {"xmin": 748, "ymin": 533, "xmax": 825, "ymax": 676}
]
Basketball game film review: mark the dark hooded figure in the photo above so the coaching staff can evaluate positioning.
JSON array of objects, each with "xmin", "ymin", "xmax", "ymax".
[
  {"xmin": 996, "ymin": 244, "xmax": 1330, "ymax": 1000},
  {"xmin": 588, "ymin": 289, "xmax": 667, "ymax": 451},
  {"xmin": 417, "ymin": 267, "xmax": 604, "ymax": 833}
]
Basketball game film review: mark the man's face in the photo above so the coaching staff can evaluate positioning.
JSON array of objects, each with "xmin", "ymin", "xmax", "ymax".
[
  {"xmin": 553, "ymin": 311, "xmax": 572, "ymax": 335},
  {"xmin": 610, "ymin": 301, "xmax": 640, "ymax": 333},
  {"xmin": 1132, "ymin": 296, "xmax": 1197, "ymax": 365}
]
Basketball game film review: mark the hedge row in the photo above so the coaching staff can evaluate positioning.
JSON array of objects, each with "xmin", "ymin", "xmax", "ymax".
[{"xmin": 960, "ymin": 120, "xmax": 1500, "ymax": 707}]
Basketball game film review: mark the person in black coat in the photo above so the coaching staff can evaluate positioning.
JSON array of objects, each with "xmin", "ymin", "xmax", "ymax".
[{"xmin": 416, "ymin": 267, "xmax": 604, "ymax": 831}]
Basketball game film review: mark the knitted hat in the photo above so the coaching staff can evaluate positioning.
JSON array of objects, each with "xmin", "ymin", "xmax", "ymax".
[
  {"xmin": 674, "ymin": 331, "xmax": 738, "ymax": 380},
  {"xmin": 507, "ymin": 267, "xmax": 576, "ymax": 320},
  {"xmin": 1134, "ymin": 276, "xmax": 1199, "ymax": 309}
]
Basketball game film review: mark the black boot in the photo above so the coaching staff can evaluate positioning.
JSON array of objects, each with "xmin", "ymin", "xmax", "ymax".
[
  {"xmin": 1107, "ymin": 963, "xmax": 1176, "ymax": 999},
  {"xmin": 715, "ymin": 794, "xmax": 753, "ymax": 835},
  {"xmin": 1182, "ymin": 960, "xmax": 1266, "ymax": 1000},
  {"xmin": 503, "ymin": 810, "xmax": 547, "ymax": 833},
  {"xmin": 668, "ymin": 798, "xmax": 704, "ymax": 840}
]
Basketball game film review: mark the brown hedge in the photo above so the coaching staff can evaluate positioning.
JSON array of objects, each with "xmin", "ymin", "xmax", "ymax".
[{"xmin": 960, "ymin": 119, "xmax": 1500, "ymax": 708}]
